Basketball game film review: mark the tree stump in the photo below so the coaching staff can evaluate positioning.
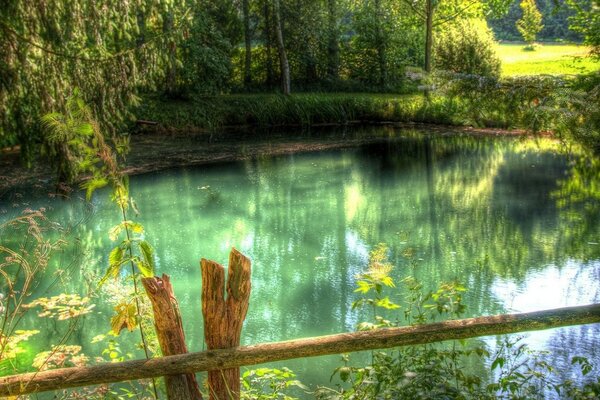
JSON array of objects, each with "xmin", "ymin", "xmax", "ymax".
[
  {"xmin": 142, "ymin": 274, "xmax": 203, "ymax": 400},
  {"xmin": 201, "ymin": 248, "xmax": 251, "ymax": 400}
]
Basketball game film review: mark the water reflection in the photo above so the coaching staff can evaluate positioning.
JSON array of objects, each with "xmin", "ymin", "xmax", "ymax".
[{"xmin": 1, "ymin": 128, "xmax": 599, "ymax": 393}]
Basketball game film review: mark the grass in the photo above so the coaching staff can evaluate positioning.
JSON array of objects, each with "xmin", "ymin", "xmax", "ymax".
[
  {"xmin": 136, "ymin": 93, "xmax": 460, "ymax": 132},
  {"xmin": 136, "ymin": 43, "xmax": 599, "ymax": 137},
  {"xmin": 496, "ymin": 43, "xmax": 600, "ymax": 76}
]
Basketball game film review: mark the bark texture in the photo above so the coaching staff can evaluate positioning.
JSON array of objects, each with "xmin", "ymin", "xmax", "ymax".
[
  {"xmin": 201, "ymin": 248, "xmax": 251, "ymax": 400},
  {"xmin": 273, "ymin": 0, "xmax": 290, "ymax": 95},
  {"xmin": 425, "ymin": 0, "xmax": 434, "ymax": 73},
  {"xmin": 243, "ymin": 0, "xmax": 252, "ymax": 86},
  {"xmin": 142, "ymin": 274, "xmax": 203, "ymax": 400},
  {"xmin": 2, "ymin": 304, "xmax": 600, "ymax": 396}
]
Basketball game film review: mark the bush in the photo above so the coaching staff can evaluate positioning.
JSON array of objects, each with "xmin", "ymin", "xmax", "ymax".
[{"xmin": 434, "ymin": 19, "xmax": 501, "ymax": 79}]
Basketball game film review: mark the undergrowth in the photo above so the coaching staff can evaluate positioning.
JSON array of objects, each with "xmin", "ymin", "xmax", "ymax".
[{"xmin": 245, "ymin": 244, "xmax": 600, "ymax": 400}]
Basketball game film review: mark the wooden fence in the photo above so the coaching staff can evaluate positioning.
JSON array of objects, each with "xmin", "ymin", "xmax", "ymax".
[
  {"xmin": 2, "ymin": 303, "xmax": 600, "ymax": 397},
  {"xmin": 2, "ymin": 249, "xmax": 599, "ymax": 399}
]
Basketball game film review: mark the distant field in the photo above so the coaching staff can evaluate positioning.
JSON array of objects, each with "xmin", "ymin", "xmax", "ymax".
[{"xmin": 495, "ymin": 43, "xmax": 600, "ymax": 76}]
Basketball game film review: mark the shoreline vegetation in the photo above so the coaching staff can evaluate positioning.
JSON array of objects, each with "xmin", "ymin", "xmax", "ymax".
[{"xmin": 0, "ymin": 123, "xmax": 540, "ymax": 194}]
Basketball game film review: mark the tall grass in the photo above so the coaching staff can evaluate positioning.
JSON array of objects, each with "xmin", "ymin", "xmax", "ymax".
[{"xmin": 136, "ymin": 93, "xmax": 459, "ymax": 133}]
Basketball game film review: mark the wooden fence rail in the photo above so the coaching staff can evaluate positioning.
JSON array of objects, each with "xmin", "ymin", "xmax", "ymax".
[{"xmin": 2, "ymin": 303, "xmax": 600, "ymax": 397}]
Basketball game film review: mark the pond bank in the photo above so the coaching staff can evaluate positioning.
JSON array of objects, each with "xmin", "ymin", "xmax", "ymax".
[{"xmin": 0, "ymin": 123, "xmax": 538, "ymax": 197}]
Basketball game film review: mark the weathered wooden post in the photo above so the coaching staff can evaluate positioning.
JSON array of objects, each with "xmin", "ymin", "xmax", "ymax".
[
  {"xmin": 201, "ymin": 248, "xmax": 251, "ymax": 400},
  {"xmin": 142, "ymin": 274, "xmax": 203, "ymax": 400}
]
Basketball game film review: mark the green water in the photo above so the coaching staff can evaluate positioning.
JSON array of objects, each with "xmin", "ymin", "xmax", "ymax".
[{"xmin": 2, "ymin": 128, "xmax": 599, "ymax": 394}]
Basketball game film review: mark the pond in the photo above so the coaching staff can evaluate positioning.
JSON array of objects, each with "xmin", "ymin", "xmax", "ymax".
[{"xmin": 2, "ymin": 126, "xmax": 599, "ymax": 397}]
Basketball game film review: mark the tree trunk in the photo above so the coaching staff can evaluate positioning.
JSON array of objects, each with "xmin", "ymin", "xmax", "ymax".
[
  {"xmin": 201, "ymin": 248, "xmax": 251, "ymax": 400},
  {"xmin": 374, "ymin": 0, "xmax": 387, "ymax": 86},
  {"xmin": 243, "ymin": 0, "xmax": 252, "ymax": 86},
  {"xmin": 326, "ymin": 0, "xmax": 339, "ymax": 80},
  {"xmin": 164, "ymin": 10, "xmax": 177, "ymax": 96},
  {"xmin": 424, "ymin": 0, "xmax": 434, "ymax": 73},
  {"xmin": 142, "ymin": 275, "xmax": 203, "ymax": 400},
  {"xmin": 273, "ymin": 0, "xmax": 290, "ymax": 95},
  {"xmin": 263, "ymin": 1, "xmax": 275, "ymax": 88}
]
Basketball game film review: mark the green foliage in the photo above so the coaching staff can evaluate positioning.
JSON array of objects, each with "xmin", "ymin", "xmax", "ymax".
[
  {"xmin": 488, "ymin": 0, "xmax": 581, "ymax": 42},
  {"xmin": 435, "ymin": 19, "xmax": 502, "ymax": 78},
  {"xmin": 241, "ymin": 368, "xmax": 307, "ymax": 399},
  {"xmin": 517, "ymin": 0, "xmax": 544, "ymax": 45},
  {"xmin": 0, "ymin": 0, "xmax": 179, "ymax": 154},
  {"xmin": 327, "ymin": 257, "xmax": 485, "ymax": 399},
  {"xmin": 0, "ymin": 210, "xmax": 66, "ymax": 371},
  {"xmin": 434, "ymin": 71, "xmax": 600, "ymax": 149},
  {"xmin": 343, "ymin": 0, "xmax": 422, "ymax": 88},
  {"xmin": 0, "ymin": 330, "xmax": 39, "ymax": 361},
  {"xmin": 138, "ymin": 93, "xmax": 457, "ymax": 132},
  {"xmin": 178, "ymin": 7, "xmax": 233, "ymax": 95},
  {"xmin": 316, "ymin": 243, "xmax": 600, "ymax": 400},
  {"xmin": 32, "ymin": 345, "xmax": 89, "ymax": 371},
  {"xmin": 26, "ymin": 294, "xmax": 95, "ymax": 321},
  {"xmin": 567, "ymin": 0, "xmax": 600, "ymax": 58},
  {"xmin": 41, "ymin": 93, "xmax": 160, "ymax": 397}
]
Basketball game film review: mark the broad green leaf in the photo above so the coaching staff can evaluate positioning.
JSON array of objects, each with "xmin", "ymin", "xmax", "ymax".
[
  {"xmin": 135, "ymin": 259, "xmax": 154, "ymax": 278},
  {"xmin": 100, "ymin": 247, "xmax": 126, "ymax": 286},
  {"xmin": 108, "ymin": 246, "xmax": 124, "ymax": 269},
  {"xmin": 138, "ymin": 240, "xmax": 155, "ymax": 275}
]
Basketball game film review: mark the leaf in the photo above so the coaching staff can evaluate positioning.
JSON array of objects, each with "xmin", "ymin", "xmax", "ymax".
[
  {"xmin": 354, "ymin": 280, "xmax": 372, "ymax": 294},
  {"xmin": 491, "ymin": 356, "xmax": 505, "ymax": 371},
  {"xmin": 108, "ymin": 221, "xmax": 144, "ymax": 241},
  {"xmin": 82, "ymin": 177, "xmax": 108, "ymax": 200},
  {"xmin": 74, "ymin": 123, "xmax": 94, "ymax": 136},
  {"xmin": 135, "ymin": 259, "xmax": 154, "ymax": 278},
  {"xmin": 108, "ymin": 224, "xmax": 124, "ymax": 241},
  {"xmin": 109, "ymin": 246, "xmax": 124, "ymax": 269},
  {"xmin": 110, "ymin": 302, "xmax": 137, "ymax": 335},
  {"xmin": 138, "ymin": 240, "xmax": 155, "ymax": 277},
  {"xmin": 374, "ymin": 296, "xmax": 400, "ymax": 310},
  {"xmin": 100, "ymin": 246, "xmax": 126, "ymax": 286},
  {"xmin": 357, "ymin": 322, "xmax": 377, "ymax": 331},
  {"xmin": 130, "ymin": 197, "xmax": 140, "ymax": 216}
]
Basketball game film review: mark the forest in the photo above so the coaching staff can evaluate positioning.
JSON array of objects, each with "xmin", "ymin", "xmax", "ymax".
[{"xmin": 1, "ymin": 0, "xmax": 600, "ymax": 399}]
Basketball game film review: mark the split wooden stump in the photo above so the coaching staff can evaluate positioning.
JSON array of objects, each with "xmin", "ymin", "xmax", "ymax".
[
  {"xmin": 142, "ymin": 274, "xmax": 203, "ymax": 400},
  {"xmin": 201, "ymin": 248, "xmax": 251, "ymax": 400}
]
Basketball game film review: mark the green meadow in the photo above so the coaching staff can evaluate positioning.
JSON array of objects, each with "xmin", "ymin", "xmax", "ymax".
[{"xmin": 496, "ymin": 43, "xmax": 600, "ymax": 76}]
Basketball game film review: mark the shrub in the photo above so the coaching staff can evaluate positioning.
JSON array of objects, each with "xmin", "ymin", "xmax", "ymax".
[{"xmin": 434, "ymin": 19, "xmax": 501, "ymax": 79}]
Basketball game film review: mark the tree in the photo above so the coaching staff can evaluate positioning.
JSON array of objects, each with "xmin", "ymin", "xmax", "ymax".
[
  {"xmin": 401, "ymin": 0, "xmax": 511, "ymax": 73},
  {"xmin": 0, "ymin": 0, "xmax": 183, "ymax": 155},
  {"xmin": 488, "ymin": 0, "xmax": 582, "ymax": 42},
  {"xmin": 567, "ymin": 0, "xmax": 600, "ymax": 58},
  {"xmin": 517, "ymin": 0, "xmax": 544, "ymax": 46}
]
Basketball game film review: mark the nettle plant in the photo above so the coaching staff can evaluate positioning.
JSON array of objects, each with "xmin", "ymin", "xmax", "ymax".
[{"xmin": 42, "ymin": 90, "xmax": 160, "ymax": 395}]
